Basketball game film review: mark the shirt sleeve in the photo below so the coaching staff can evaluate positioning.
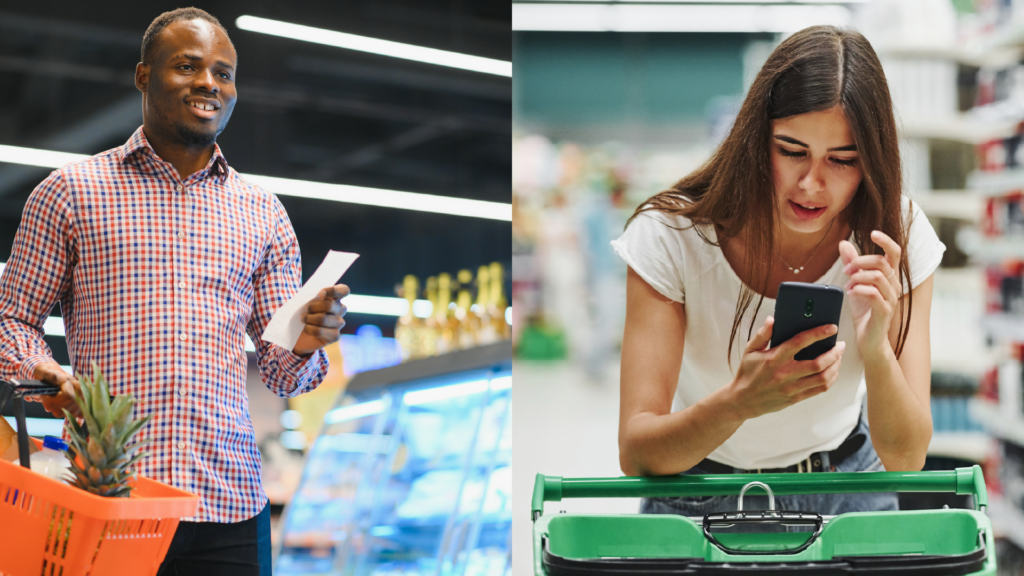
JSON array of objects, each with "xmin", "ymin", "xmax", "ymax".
[
  {"xmin": 903, "ymin": 198, "xmax": 946, "ymax": 293},
  {"xmin": 0, "ymin": 170, "xmax": 75, "ymax": 381},
  {"xmin": 610, "ymin": 210, "xmax": 688, "ymax": 303},
  {"xmin": 246, "ymin": 195, "xmax": 328, "ymax": 398}
]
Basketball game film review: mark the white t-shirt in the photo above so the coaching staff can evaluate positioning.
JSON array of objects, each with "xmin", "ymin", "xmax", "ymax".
[{"xmin": 611, "ymin": 196, "xmax": 946, "ymax": 469}]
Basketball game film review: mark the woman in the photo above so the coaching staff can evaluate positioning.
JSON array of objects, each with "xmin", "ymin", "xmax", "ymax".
[{"xmin": 611, "ymin": 25, "xmax": 945, "ymax": 517}]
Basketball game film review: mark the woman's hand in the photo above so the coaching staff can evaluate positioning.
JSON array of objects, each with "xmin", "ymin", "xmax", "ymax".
[
  {"xmin": 838, "ymin": 231, "xmax": 901, "ymax": 356},
  {"xmin": 729, "ymin": 316, "xmax": 845, "ymax": 419}
]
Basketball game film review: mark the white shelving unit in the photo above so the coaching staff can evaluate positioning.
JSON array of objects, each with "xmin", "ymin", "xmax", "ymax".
[
  {"xmin": 912, "ymin": 190, "xmax": 984, "ymax": 222},
  {"xmin": 928, "ymin": 431, "xmax": 992, "ymax": 462},
  {"xmin": 900, "ymin": 115, "xmax": 1019, "ymax": 144},
  {"xmin": 988, "ymin": 494, "xmax": 1024, "ymax": 549},
  {"xmin": 981, "ymin": 313, "xmax": 1024, "ymax": 343},
  {"xmin": 967, "ymin": 167, "xmax": 1024, "ymax": 196},
  {"xmin": 957, "ymin": 227, "xmax": 1024, "ymax": 263},
  {"xmin": 970, "ymin": 398, "xmax": 1024, "ymax": 447}
]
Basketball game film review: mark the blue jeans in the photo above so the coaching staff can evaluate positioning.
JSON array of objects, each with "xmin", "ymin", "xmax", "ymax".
[
  {"xmin": 640, "ymin": 416, "xmax": 898, "ymax": 527},
  {"xmin": 156, "ymin": 501, "xmax": 272, "ymax": 575}
]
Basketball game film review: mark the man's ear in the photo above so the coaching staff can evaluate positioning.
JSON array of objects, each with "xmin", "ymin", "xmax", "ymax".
[{"xmin": 135, "ymin": 62, "xmax": 149, "ymax": 93}]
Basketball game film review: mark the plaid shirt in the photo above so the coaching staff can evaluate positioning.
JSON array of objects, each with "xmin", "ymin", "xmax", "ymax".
[{"xmin": 0, "ymin": 127, "xmax": 329, "ymax": 522}]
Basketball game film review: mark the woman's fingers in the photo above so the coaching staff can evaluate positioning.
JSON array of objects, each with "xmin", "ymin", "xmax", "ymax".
[
  {"xmin": 845, "ymin": 269, "xmax": 897, "ymax": 303},
  {"xmin": 870, "ymin": 230, "xmax": 902, "ymax": 272}
]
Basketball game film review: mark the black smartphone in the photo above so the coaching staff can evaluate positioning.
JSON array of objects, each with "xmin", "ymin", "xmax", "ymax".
[{"xmin": 769, "ymin": 282, "xmax": 844, "ymax": 361}]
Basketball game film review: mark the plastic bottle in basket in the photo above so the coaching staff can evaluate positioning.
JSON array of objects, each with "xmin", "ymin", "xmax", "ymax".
[{"xmin": 30, "ymin": 435, "xmax": 73, "ymax": 482}]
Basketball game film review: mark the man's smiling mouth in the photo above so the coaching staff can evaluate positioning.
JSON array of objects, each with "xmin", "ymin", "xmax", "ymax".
[{"xmin": 185, "ymin": 99, "xmax": 219, "ymax": 120}]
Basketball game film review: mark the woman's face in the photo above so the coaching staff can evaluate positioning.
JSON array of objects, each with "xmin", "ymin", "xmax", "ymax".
[{"xmin": 770, "ymin": 105, "xmax": 862, "ymax": 236}]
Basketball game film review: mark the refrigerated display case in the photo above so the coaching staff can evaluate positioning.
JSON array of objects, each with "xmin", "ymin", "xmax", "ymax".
[{"xmin": 274, "ymin": 341, "xmax": 512, "ymax": 576}]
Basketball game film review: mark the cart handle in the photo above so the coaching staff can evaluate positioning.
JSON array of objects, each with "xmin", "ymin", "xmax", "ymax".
[{"xmin": 530, "ymin": 466, "xmax": 989, "ymax": 521}]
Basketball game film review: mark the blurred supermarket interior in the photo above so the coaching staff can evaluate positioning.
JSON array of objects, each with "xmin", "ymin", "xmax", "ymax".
[
  {"xmin": 512, "ymin": 0, "xmax": 1024, "ymax": 574},
  {"xmin": 0, "ymin": 1, "xmax": 511, "ymax": 575}
]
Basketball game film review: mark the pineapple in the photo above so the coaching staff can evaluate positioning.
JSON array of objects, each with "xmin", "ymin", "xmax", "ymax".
[{"xmin": 61, "ymin": 362, "xmax": 152, "ymax": 498}]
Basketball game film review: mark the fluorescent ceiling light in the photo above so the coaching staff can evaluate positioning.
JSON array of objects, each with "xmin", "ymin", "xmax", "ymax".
[
  {"xmin": 0, "ymin": 147, "xmax": 511, "ymax": 222},
  {"xmin": 325, "ymin": 399, "xmax": 386, "ymax": 423},
  {"xmin": 244, "ymin": 174, "xmax": 511, "ymax": 221},
  {"xmin": 512, "ymin": 3, "xmax": 851, "ymax": 32},
  {"xmin": 236, "ymin": 15, "xmax": 512, "ymax": 77},
  {"xmin": 519, "ymin": 0, "xmax": 866, "ymax": 3},
  {"xmin": 345, "ymin": 295, "xmax": 433, "ymax": 318},
  {"xmin": 0, "ymin": 144, "xmax": 88, "ymax": 169}
]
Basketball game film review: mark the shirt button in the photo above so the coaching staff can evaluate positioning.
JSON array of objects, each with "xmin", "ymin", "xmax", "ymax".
[
  {"xmin": 176, "ymin": 184, "xmax": 183, "ymax": 192},
  {"xmin": 179, "ymin": 333, "xmax": 188, "ymax": 341},
  {"xmin": 177, "ymin": 231, "xmax": 186, "ymax": 239},
  {"xmin": 179, "ymin": 387, "xmax": 188, "ymax": 396},
  {"xmin": 177, "ymin": 441, "xmax": 185, "ymax": 449},
  {"xmin": 178, "ymin": 281, "xmax": 187, "ymax": 289}
]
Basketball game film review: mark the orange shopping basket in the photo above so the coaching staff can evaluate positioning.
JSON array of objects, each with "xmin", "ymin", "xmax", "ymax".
[{"xmin": 0, "ymin": 378, "xmax": 199, "ymax": 576}]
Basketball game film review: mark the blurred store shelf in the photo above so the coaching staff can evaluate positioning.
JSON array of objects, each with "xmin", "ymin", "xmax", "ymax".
[
  {"xmin": 958, "ymin": 228, "xmax": 1024, "ymax": 263},
  {"xmin": 900, "ymin": 116, "xmax": 1019, "ymax": 145},
  {"xmin": 970, "ymin": 398, "xmax": 1024, "ymax": 447},
  {"xmin": 967, "ymin": 168, "xmax": 1024, "ymax": 197},
  {"xmin": 877, "ymin": 41, "xmax": 1023, "ymax": 68},
  {"xmin": 928, "ymin": 431, "xmax": 992, "ymax": 462},
  {"xmin": 913, "ymin": 190, "xmax": 983, "ymax": 222},
  {"xmin": 987, "ymin": 494, "xmax": 1024, "ymax": 549},
  {"xmin": 980, "ymin": 313, "xmax": 1024, "ymax": 343}
]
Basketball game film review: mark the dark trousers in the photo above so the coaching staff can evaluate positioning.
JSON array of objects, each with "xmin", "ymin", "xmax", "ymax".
[{"xmin": 156, "ymin": 501, "xmax": 272, "ymax": 576}]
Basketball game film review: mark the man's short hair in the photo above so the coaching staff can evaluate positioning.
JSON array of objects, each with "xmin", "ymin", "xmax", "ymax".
[{"xmin": 141, "ymin": 7, "xmax": 232, "ymax": 65}]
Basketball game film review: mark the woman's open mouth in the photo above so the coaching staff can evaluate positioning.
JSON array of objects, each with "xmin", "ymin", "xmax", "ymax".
[{"xmin": 789, "ymin": 200, "xmax": 826, "ymax": 220}]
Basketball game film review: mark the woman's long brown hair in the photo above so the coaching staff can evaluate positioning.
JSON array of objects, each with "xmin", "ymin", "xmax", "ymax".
[{"xmin": 626, "ymin": 25, "xmax": 912, "ymax": 370}]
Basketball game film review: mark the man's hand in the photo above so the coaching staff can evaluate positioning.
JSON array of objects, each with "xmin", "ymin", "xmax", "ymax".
[
  {"xmin": 32, "ymin": 361, "xmax": 83, "ymax": 419},
  {"xmin": 292, "ymin": 284, "xmax": 349, "ymax": 357}
]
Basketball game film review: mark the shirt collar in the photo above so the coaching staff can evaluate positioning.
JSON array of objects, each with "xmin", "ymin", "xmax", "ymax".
[{"xmin": 119, "ymin": 126, "xmax": 230, "ymax": 179}]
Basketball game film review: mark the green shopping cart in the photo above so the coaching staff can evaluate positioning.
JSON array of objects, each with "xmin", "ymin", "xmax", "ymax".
[{"xmin": 532, "ymin": 466, "xmax": 995, "ymax": 575}]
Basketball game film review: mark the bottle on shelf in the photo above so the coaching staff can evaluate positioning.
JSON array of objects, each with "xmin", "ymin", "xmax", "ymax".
[
  {"xmin": 455, "ymin": 269, "xmax": 480, "ymax": 349},
  {"xmin": 435, "ymin": 273, "xmax": 457, "ymax": 355},
  {"xmin": 488, "ymin": 262, "xmax": 511, "ymax": 340},
  {"xmin": 395, "ymin": 275, "xmax": 425, "ymax": 361},
  {"xmin": 475, "ymin": 265, "xmax": 499, "ymax": 345},
  {"xmin": 421, "ymin": 276, "xmax": 440, "ymax": 358}
]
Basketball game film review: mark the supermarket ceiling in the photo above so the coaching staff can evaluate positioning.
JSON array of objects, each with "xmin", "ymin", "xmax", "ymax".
[{"xmin": 0, "ymin": 0, "xmax": 511, "ymax": 331}]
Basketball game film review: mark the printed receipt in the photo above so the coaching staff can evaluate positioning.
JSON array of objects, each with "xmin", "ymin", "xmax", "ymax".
[{"xmin": 261, "ymin": 250, "xmax": 360, "ymax": 350}]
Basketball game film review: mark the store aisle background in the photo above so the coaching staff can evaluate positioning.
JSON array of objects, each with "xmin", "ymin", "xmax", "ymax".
[
  {"xmin": 513, "ymin": 0, "xmax": 1024, "ymax": 574},
  {"xmin": 511, "ymin": 361, "xmax": 638, "ymax": 575}
]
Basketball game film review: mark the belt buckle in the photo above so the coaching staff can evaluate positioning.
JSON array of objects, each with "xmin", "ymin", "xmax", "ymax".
[{"xmin": 796, "ymin": 456, "xmax": 813, "ymax": 473}]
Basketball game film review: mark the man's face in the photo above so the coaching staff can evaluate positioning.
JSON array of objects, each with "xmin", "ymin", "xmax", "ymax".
[{"xmin": 137, "ymin": 19, "xmax": 237, "ymax": 149}]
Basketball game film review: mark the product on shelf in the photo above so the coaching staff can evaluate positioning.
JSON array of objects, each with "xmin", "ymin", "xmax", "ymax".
[{"xmin": 395, "ymin": 264, "xmax": 511, "ymax": 362}]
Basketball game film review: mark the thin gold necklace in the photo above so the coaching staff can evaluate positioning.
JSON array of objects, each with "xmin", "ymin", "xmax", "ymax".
[{"xmin": 779, "ymin": 220, "xmax": 835, "ymax": 275}]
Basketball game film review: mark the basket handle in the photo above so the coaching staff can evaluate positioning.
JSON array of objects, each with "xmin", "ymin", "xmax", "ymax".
[
  {"xmin": 531, "ymin": 466, "xmax": 989, "ymax": 520},
  {"xmin": 703, "ymin": 510, "xmax": 824, "ymax": 555},
  {"xmin": 0, "ymin": 379, "xmax": 63, "ymax": 469}
]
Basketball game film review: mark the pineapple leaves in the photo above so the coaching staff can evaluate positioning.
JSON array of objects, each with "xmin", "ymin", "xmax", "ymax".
[{"xmin": 62, "ymin": 363, "xmax": 152, "ymax": 498}]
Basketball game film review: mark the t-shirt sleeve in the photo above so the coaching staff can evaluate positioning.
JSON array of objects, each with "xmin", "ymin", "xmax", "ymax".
[
  {"xmin": 903, "ymin": 198, "xmax": 946, "ymax": 292},
  {"xmin": 610, "ymin": 210, "xmax": 687, "ymax": 303}
]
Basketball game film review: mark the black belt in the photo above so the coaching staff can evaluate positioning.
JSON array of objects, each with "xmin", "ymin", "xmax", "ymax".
[{"xmin": 697, "ymin": 420, "xmax": 866, "ymax": 474}]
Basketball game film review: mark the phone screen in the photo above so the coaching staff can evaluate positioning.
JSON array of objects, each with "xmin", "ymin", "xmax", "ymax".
[{"xmin": 769, "ymin": 282, "xmax": 844, "ymax": 361}]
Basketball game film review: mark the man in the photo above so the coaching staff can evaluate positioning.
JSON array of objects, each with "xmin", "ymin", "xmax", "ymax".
[{"xmin": 0, "ymin": 8, "xmax": 347, "ymax": 575}]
